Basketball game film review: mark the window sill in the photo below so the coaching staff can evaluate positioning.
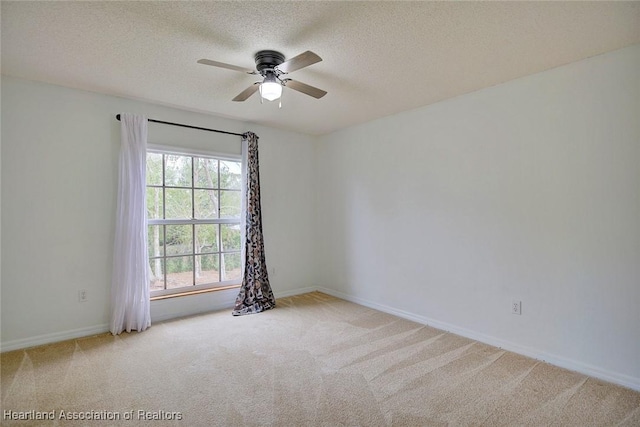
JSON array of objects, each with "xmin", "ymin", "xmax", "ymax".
[{"xmin": 150, "ymin": 284, "xmax": 240, "ymax": 301}]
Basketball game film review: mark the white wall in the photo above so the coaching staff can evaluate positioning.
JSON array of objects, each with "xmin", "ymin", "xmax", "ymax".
[
  {"xmin": 314, "ymin": 45, "xmax": 640, "ymax": 389},
  {"xmin": 2, "ymin": 44, "xmax": 639, "ymax": 391},
  {"xmin": 1, "ymin": 76, "xmax": 315, "ymax": 349}
]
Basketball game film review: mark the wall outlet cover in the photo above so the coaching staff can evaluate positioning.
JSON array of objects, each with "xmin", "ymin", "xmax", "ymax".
[{"xmin": 512, "ymin": 300, "xmax": 521, "ymax": 315}]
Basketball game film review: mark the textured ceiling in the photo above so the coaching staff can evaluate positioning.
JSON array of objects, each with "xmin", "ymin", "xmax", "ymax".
[{"xmin": 2, "ymin": 1, "xmax": 639, "ymax": 136}]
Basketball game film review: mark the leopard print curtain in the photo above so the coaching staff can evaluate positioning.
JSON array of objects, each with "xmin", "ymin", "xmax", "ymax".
[{"xmin": 232, "ymin": 132, "xmax": 276, "ymax": 316}]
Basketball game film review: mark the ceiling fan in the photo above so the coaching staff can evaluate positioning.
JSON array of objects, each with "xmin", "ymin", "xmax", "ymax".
[{"xmin": 197, "ymin": 50, "xmax": 327, "ymax": 103}]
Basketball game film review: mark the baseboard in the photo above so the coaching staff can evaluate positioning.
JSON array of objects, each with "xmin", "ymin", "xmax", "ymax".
[
  {"xmin": 151, "ymin": 285, "xmax": 316, "ymax": 322},
  {"xmin": 1, "ymin": 324, "xmax": 110, "ymax": 353},
  {"xmin": 274, "ymin": 286, "xmax": 318, "ymax": 299},
  {"xmin": 316, "ymin": 286, "xmax": 640, "ymax": 392},
  {"xmin": 150, "ymin": 297, "xmax": 237, "ymax": 323},
  {"xmin": 5, "ymin": 285, "xmax": 637, "ymax": 392},
  {"xmin": 1, "ymin": 285, "xmax": 316, "ymax": 353}
]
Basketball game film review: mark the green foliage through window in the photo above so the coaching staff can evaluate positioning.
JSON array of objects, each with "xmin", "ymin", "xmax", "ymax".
[{"xmin": 146, "ymin": 151, "xmax": 242, "ymax": 293}]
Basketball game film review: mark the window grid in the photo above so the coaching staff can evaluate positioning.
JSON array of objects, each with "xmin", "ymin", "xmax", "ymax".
[{"xmin": 147, "ymin": 152, "xmax": 242, "ymax": 295}]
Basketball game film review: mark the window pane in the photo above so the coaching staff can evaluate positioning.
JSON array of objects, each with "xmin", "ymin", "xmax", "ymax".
[
  {"xmin": 165, "ymin": 225, "xmax": 193, "ymax": 256},
  {"xmin": 149, "ymin": 258, "xmax": 165, "ymax": 291},
  {"xmin": 148, "ymin": 225, "xmax": 164, "ymax": 257},
  {"xmin": 221, "ymin": 253, "xmax": 241, "ymax": 282},
  {"xmin": 146, "ymin": 187, "xmax": 163, "ymax": 219},
  {"xmin": 195, "ymin": 254, "xmax": 220, "ymax": 286},
  {"xmin": 220, "ymin": 224, "xmax": 241, "ymax": 251},
  {"xmin": 220, "ymin": 190, "xmax": 241, "ymax": 218},
  {"xmin": 146, "ymin": 153, "xmax": 163, "ymax": 186},
  {"xmin": 164, "ymin": 154, "xmax": 192, "ymax": 187},
  {"xmin": 195, "ymin": 224, "xmax": 218, "ymax": 254},
  {"xmin": 194, "ymin": 189, "xmax": 218, "ymax": 219},
  {"xmin": 194, "ymin": 157, "xmax": 218, "ymax": 189},
  {"xmin": 166, "ymin": 256, "xmax": 194, "ymax": 289},
  {"xmin": 145, "ymin": 150, "xmax": 243, "ymax": 295},
  {"xmin": 165, "ymin": 188, "xmax": 192, "ymax": 219},
  {"xmin": 220, "ymin": 160, "xmax": 241, "ymax": 190}
]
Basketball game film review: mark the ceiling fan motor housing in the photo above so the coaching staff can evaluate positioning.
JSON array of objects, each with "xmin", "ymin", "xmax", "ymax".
[{"xmin": 254, "ymin": 50, "xmax": 285, "ymax": 74}]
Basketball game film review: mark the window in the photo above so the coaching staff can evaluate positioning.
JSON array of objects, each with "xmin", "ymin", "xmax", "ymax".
[{"xmin": 146, "ymin": 150, "xmax": 242, "ymax": 297}]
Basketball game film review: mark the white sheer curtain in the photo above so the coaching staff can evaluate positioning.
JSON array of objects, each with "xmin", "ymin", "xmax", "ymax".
[{"xmin": 110, "ymin": 113, "xmax": 151, "ymax": 335}]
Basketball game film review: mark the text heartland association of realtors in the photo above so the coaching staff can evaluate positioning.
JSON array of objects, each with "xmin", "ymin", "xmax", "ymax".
[{"xmin": 3, "ymin": 409, "xmax": 183, "ymax": 421}]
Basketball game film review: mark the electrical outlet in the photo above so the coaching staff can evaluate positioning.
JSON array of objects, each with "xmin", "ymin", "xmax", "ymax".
[
  {"xmin": 78, "ymin": 289, "xmax": 88, "ymax": 302},
  {"xmin": 512, "ymin": 300, "xmax": 521, "ymax": 315}
]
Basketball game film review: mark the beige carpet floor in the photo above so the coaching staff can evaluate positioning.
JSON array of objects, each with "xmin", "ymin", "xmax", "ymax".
[{"xmin": 2, "ymin": 292, "xmax": 639, "ymax": 426}]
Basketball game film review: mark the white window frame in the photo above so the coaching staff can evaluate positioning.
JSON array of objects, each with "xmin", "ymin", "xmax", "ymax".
[{"xmin": 146, "ymin": 144, "xmax": 242, "ymax": 298}]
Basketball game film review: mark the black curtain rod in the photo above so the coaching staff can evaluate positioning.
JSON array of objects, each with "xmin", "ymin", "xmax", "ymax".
[{"xmin": 115, "ymin": 114, "xmax": 244, "ymax": 137}]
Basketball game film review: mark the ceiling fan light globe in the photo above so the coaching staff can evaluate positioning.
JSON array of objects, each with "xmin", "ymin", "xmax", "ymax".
[{"xmin": 260, "ymin": 82, "xmax": 282, "ymax": 101}]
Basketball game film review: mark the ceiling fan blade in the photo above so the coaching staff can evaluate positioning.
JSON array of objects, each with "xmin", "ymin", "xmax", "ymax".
[
  {"xmin": 275, "ymin": 51, "xmax": 322, "ymax": 74},
  {"xmin": 197, "ymin": 59, "xmax": 256, "ymax": 74},
  {"xmin": 232, "ymin": 83, "xmax": 260, "ymax": 102},
  {"xmin": 284, "ymin": 79, "xmax": 327, "ymax": 99}
]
